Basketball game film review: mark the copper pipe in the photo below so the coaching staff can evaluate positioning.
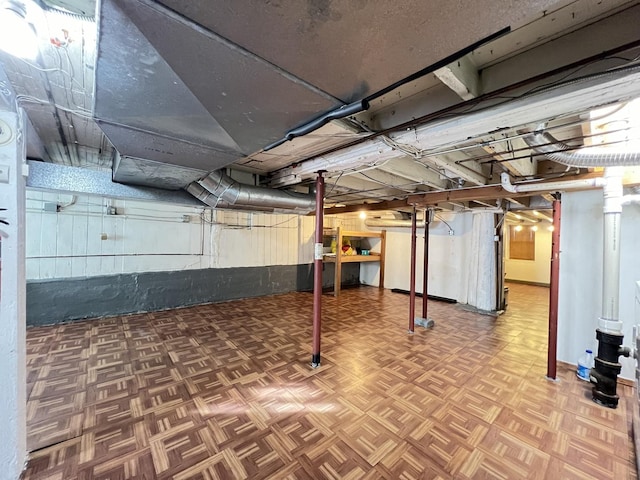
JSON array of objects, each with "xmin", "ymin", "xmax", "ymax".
[
  {"xmin": 311, "ymin": 172, "xmax": 325, "ymax": 367},
  {"xmin": 409, "ymin": 206, "xmax": 417, "ymax": 333},
  {"xmin": 547, "ymin": 196, "xmax": 561, "ymax": 379}
]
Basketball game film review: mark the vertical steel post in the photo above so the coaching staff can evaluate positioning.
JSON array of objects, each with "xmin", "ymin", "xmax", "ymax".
[
  {"xmin": 409, "ymin": 206, "xmax": 417, "ymax": 333},
  {"xmin": 311, "ymin": 172, "xmax": 325, "ymax": 367},
  {"xmin": 547, "ymin": 195, "xmax": 561, "ymax": 380},
  {"xmin": 422, "ymin": 209, "xmax": 430, "ymax": 319}
]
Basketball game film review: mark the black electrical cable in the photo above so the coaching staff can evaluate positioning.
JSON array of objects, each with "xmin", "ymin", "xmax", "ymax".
[{"xmin": 263, "ymin": 26, "xmax": 511, "ymax": 151}]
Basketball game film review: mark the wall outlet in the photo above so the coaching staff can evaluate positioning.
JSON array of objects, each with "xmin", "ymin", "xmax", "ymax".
[
  {"xmin": 105, "ymin": 206, "xmax": 117, "ymax": 215},
  {"xmin": 448, "ymin": 229, "xmax": 454, "ymax": 236}
]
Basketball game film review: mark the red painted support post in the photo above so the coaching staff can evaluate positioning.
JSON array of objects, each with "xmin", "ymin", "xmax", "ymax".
[
  {"xmin": 422, "ymin": 209, "xmax": 430, "ymax": 319},
  {"xmin": 311, "ymin": 172, "xmax": 325, "ymax": 368},
  {"xmin": 409, "ymin": 206, "xmax": 417, "ymax": 333},
  {"xmin": 547, "ymin": 195, "xmax": 561, "ymax": 380}
]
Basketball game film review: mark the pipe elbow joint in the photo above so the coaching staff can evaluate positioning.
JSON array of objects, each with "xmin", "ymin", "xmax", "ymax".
[
  {"xmin": 500, "ymin": 172, "xmax": 517, "ymax": 193},
  {"xmin": 618, "ymin": 346, "xmax": 632, "ymax": 358}
]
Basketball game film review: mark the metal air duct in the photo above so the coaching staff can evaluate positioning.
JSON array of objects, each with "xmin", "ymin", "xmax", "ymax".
[{"xmin": 190, "ymin": 170, "xmax": 316, "ymax": 213}]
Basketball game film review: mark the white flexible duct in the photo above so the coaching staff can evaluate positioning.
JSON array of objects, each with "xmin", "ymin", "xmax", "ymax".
[{"xmin": 523, "ymin": 129, "xmax": 640, "ymax": 167}]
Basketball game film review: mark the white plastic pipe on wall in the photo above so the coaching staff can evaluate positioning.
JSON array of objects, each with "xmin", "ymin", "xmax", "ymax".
[
  {"xmin": 502, "ymin": 169, "xmax": 640, "ymax": 334},
  {"xmin": 600, "ymin": 167, "xmax": 624, "ymax": 333}
]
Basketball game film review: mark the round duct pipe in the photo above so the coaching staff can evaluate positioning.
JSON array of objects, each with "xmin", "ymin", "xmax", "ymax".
[
  {"xmin": 523, "ymin": 128, "xmax": 640, "ymax": 167},
  {"xmin": 195, "ymin": 170, "xmax": 316, "ymax": 213}
]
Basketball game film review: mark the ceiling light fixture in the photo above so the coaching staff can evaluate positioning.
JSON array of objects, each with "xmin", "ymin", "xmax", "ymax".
[
  {"xmin": 515, "ymin": 224, "xmax": 523, "ymax": 232},
  {"xmin": 359, "ymin": 211, "xmax": 367, "ymax": 220},
  {"xmin": 0, "ymin": 0, "xmax": 39, "ymax": 59}
]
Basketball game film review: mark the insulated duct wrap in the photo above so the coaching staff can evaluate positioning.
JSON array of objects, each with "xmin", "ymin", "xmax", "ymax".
[{"xmin": 524, "ymin": 129, "xmax": 640, "ymax": 167}]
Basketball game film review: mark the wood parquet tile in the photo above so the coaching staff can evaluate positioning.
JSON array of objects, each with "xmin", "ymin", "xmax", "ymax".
[{"xmin": 23, "ymin": 283, "xmax": 638, "ymax": 479}]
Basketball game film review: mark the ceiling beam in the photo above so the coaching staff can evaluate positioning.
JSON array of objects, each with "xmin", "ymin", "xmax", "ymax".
[
  {"xmin": 433, "ymin": 54, "xmax": 480, "ymax": 101},
  {"xmin": 321, "ymin": 170, "xmax": 609, "ymax": 214},
  {"xmin": 506, "ymin": 196, "xmax": 530, "ymax": 207},
  {"xmin": 279, "ymin": 65, "xmax": 640, "ymax": 190},
  {"xmin": 321, "ymin": 198, "xmax": 410, "ymax": 215},
  {"xmin": 376, "ymin": 156, "xmax": 447, "ymax": 189},
  {"xmin": 482, "ymin": 138, "xmax": 537, "ymax": 177}
]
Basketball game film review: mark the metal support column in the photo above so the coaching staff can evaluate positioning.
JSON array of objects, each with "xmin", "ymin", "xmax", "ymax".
[
  {"xmin": 311, "ymin": 172, "xmax": 325, "ymax": 367},
  {"xmin": 547, "ymin": 195, "xmax": 561, "ymax": 380},
  {"xmin": 416, "ymin": 208, "xmax": 434, "ymax": 328},
  {"xmin": 409, "ymin": 206, "xmax": 417, "ymax": 333}
]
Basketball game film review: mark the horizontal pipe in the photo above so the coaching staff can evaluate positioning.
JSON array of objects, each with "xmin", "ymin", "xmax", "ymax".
[
  {"xmin": 264, "ymin": 100, "xmax": 369, "ymax": 151},
  {"xmin": 196, "ymin": 171, "xmax": 316, "ymax": 212},
  {"xmin": 523, "ymin": 129, "xmax": 640, "ymax": 167},
  {"xmin": 501, "ymin": 172, "xmax": 605, "ymax": 193}
]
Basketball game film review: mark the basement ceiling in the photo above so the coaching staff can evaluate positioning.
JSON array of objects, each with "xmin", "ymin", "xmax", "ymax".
[{"xmin": 1, "ymin": 0, "xmax": 640, "ymax": 210}]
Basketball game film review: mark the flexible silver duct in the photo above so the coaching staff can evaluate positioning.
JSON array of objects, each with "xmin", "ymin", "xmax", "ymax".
[
  {"xmin": 523, "ymin": 128, "xmax": 640, "ymax": 167},
  {"xmin": 191, "ymin": 170, "xmax": 316, "ymax": 213}
]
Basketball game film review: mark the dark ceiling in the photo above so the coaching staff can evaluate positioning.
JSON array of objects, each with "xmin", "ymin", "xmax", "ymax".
[{"xmin": 1, "ymin": 0, "xmax": 640, "ymax": 211}]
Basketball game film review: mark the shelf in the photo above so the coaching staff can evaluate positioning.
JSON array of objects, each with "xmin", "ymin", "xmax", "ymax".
[
  {"xmin": 323, "ymin": 227, "xmax": 386, "ymax": 297},
  {"xmin": 323, "ymin": 229, "xmax": 382, "ymax": 239},
  {"xmin": 324, "ymin": 253, "xmax": 381, "ymax": 263}
]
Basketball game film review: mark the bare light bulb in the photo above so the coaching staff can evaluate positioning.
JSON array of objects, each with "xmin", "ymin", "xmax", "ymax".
[{"xmin": 359, "ymin": 211, "xmax": 367, "ymax": 220}]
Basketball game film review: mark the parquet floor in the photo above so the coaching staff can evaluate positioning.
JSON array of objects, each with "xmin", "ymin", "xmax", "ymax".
[{"xmin": 23, "ymin": 283, "xmax": 637, "ymax": 479}]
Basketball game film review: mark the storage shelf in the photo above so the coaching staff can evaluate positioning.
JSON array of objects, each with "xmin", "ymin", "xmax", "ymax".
[
  {"xmin": 322, "ymin": 227, "xmax": 386, "ymax": 297},
  {"xmin": 324, "ymin": 253, "xmax": 381, "ymax": 263}
]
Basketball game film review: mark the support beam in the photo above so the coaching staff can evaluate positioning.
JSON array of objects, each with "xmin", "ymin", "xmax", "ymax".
[
  {"xmin": 376, "ymin": 156, "xmax": 447, "ymax": 189},
  {"xmin": 281, "ymin": 64, "xmax": 640, "ymax": 189},
  {"xmin": 482, "ymin": 138, "xmax": 537, "ymax": 177},
  {"xmin": 349, "ymin": 169, "xmax": 422, "ymax": 194},
  {"xmin": 415, "ymin": 209, "xmax": 435, "ymax": 329},
  {"xmin": 311, "ymin": 172, "xmax": 325, "ymax": 368},
  {"xmin": 321, "ymin": 171, "xmax": 608, "ymax": 215},
  {"xmin": 321, "ymin": 198, "xmax": 410, "ymax": 215},
  {"xmin": 434, "ymin": 54, "xmax": 480, "ymax": 101},
  {"xmin": 547, "ymin": 196, "xmax": 561, "ymax": 380},
  {"xmin": 419, "ymin": 152, "xmax": 487, "ymax": 187},
  {"xmin": 407, "ymin": 184, "xmax": 529, "ymax": 206},
  {"xmin": 408, "ymin": 206, "xmax": 417, "ymax": 334}
]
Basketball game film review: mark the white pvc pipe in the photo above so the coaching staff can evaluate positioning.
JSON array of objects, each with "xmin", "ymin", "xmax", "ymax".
[
  {"xmin": 500, "ymin": 172, "xmax": 606, "ymax": 193},
  {"xmin": 622, "ymin": 195, "xmax": 640, "ymax": 205},
  {"xmin": 599, "ymin": 167, "xmax": 624, "ymax": 333}
]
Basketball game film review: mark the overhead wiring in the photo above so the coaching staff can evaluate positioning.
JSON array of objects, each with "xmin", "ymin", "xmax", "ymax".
[{"xmin": 15, "ymin": 94, "xmax": 93, "ymax": 119}]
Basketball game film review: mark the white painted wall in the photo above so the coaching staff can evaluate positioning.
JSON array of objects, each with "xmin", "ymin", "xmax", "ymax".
[
  {"xmin": 0, "ymin": 111, "xmax": 27, "ymax": 479},
  {"xmin": 25, "ymin": 192, "xmax": 317, "ymax": 280},
  {"xmin": 558, "ymin": 189, "xmax": 640, "ymax": 380},
  {"xmin": 505, "ymin": 224, "xmax": 552, "ymax": 285},
  {"xmin": 359, "ymin": 211, "xmax": 483, "ymax": 305}
]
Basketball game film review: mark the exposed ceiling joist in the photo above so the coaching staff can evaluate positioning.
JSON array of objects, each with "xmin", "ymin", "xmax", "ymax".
[
  {"xmin": 375, "ymin": 156, "xmax": 448, "ymax": 189},
  {"xmin": 434, "ymin": 54, "xmax": 480, "ymax": 101},
  {"xmin": 482, "ymin": 138, "xmax": 537, "ymax": 177}
]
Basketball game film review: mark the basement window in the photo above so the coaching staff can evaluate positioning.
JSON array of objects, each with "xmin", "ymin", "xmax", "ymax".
[{"xmin": 509, "ymin": 225, "xmax": 535, "ymax": 261}]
